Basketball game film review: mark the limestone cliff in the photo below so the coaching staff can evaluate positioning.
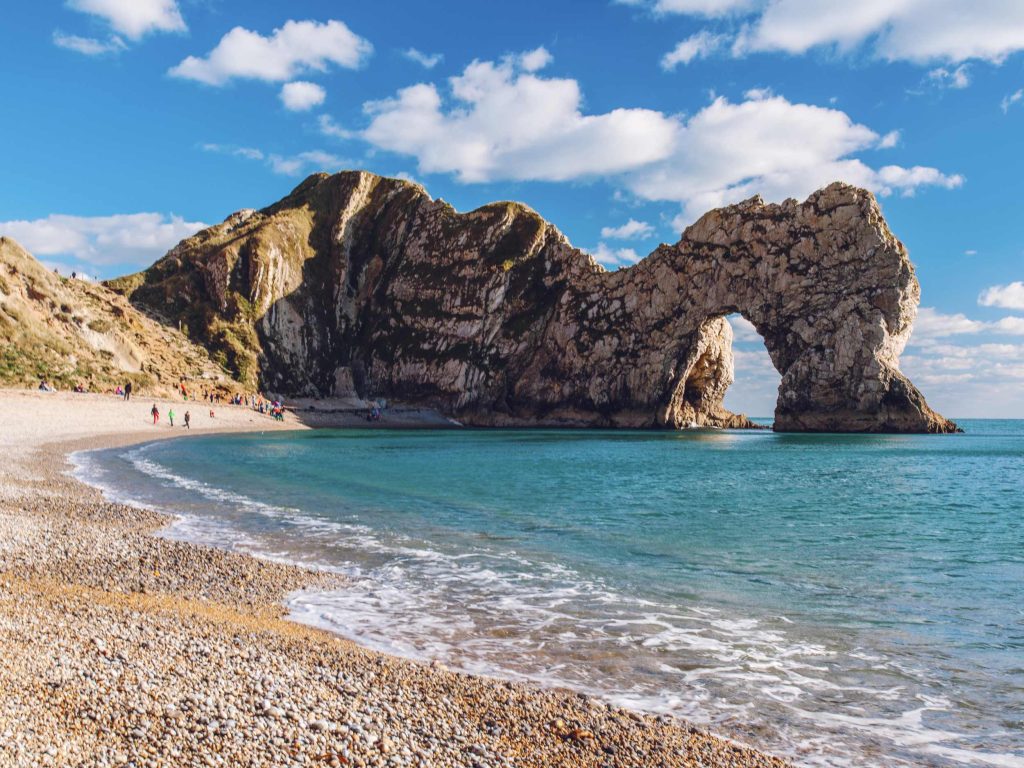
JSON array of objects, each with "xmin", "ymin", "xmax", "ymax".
[
  {"xmin": 0, "ymin": 236, "xmax": 237, "ymax": 395},
  {"xmin": 109, "ymin": 171, "xmax": 957, "ymax": 433}
]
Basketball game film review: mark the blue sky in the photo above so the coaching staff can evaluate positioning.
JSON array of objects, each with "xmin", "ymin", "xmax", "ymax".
[{"xmin": 2, "ymin": 1, "xmax": 1023, "ymax": 417}]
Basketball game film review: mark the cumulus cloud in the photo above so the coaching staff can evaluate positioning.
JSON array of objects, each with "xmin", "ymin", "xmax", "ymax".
[
  {"xmin": 979, "ymin": 281, "xmax": 1024, "ymax": 310},
  {"xmin": 661, "ymin": 31, "xmax": 729, "ymax": 69},
  {"xmin": 362, "ymin": 50, "xmax": 677, "ymax": 183},
  {"xmin": 404, "ymin": 48, "xmax": 443, "ymax": 69},
  {"xmin": 517, "ymin": 46, "xmax": 554, "ymax": 72},
  {"xmin": 169, "ymin": 19, "xmax": 372, "ymax": 86},
  {"xmin": 600, "ymin": 219, "xmax": 655, "ymax": 240},
  {"xmin": 280, "ymin": 81, "xmax": 326, "ymax": 112},
  {"xmin": 625, "ymin": 93, "xmax": 962, "ymax": 224},
  {"xmin": 52, "ymin": 31, "xmax": 127, "ymax": 55},
  {"xmin": 361, "ymin": 52, "xmax": 960, "ymax": 224},
  {"xmin": 589, "ymin": 243, "xmax": 641, "ymax": 269},
  {"xmin": 646, "ymin": 0, "xmax": 1024, "ymax": 64},
  {"xmin": 0, "ymin": 213, "xmax": 206, "ymax": 269},
  {"xmin": 66, "ymin": 0, "xmax": 185, "ymax": 40}
]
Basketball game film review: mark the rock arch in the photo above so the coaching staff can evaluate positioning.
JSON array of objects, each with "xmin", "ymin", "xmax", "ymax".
[
  {"xmin": 529, "ymin": 183, "xmax": 956, "ymax": 432},
  {"xmin": 116, "ymin": 171, "xmax": 957, "ymax": 433}
]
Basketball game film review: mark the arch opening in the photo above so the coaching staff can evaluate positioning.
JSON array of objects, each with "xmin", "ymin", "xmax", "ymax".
[
  {"xmin": 665, "ymin": 313, "xmax": 783, "ymax": 429},
  {"xmin": 721, "ymin": 313, "xmax": 782, "ymax": 427}
]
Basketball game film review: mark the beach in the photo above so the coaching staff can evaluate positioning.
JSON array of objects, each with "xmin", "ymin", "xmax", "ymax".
[{"xmin": 0, "ymin": 389, "xmax": 789, "ymax": 768}]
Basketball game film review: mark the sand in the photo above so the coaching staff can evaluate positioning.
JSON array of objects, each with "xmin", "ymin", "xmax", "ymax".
[{"xmin": 0, "ymin": 389, "xmax": 791, "ymax": 768}]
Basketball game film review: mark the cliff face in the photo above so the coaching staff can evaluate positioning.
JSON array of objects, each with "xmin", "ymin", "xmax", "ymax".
[
  {"xmin": 0, "ymin": 236, "xmax": 236, "ymax": 395},
  {"xmin": 109, "ymin": 171, "xmax": 957, "ymax": 433}
]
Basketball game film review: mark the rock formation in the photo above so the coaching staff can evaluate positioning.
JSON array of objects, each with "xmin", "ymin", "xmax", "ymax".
[
  {"xmin": 109, "ymin": 171, "xmax": 957, "ymax": 433},
  {"xmin": 0, "ymin": 236, "xmax": 236, "ymax": 394}
]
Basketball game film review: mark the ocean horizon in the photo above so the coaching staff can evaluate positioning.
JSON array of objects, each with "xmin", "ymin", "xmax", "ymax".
[{"xmin": 73, "ymin": 420, "xmax": 1024, "ymax": 768}]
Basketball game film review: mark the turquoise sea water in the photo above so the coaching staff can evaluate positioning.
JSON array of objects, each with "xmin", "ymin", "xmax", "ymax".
[{"xmin": 75, "ymin": 421, "xmax": 1024, "ymax": 767}]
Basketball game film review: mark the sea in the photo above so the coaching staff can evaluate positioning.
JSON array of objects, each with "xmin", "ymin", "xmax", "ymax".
[{"xmin": 72, "ymin": 420, "xmax": 1024, "ymax": 768}]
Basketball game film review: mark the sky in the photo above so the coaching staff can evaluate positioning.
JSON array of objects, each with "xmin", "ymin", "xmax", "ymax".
[{"xmin": 1, "ymin": 1, "xmax": 1023, "ymax": 418}]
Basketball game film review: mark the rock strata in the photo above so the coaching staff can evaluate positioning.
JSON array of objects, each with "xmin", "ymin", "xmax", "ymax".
[{"xmin": 111, "ymin": 171, "xmax": 956, "ymax": 432}]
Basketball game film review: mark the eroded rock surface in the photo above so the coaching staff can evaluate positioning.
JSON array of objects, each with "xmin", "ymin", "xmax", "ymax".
[{"xmin": 110, "ymin": 171, "xmax": 956, "ymax": 433}]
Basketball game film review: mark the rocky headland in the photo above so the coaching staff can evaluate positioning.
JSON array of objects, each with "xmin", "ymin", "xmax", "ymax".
[{"xmin": 108, "ymin": 171, "xmax": 956, "ymax": 433}]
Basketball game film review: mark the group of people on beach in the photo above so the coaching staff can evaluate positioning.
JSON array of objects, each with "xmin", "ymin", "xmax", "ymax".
[
  {"xmin": 143, "ymin": 380, "xmax": 287, "ymax": 427},
  {"xmin": 33, "ymin": 375, "xmax": 285, "ymax": 426},
  {"xmin": 150, "ymin": 403, "xmax": 191, "ymax": 429}
]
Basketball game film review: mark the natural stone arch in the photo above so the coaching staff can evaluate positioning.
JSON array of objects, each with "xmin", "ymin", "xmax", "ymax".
[
  {"xmin": 535, "ymin": 183, "xmax": 954, "ymax": 432},
  {"xmin": 118, "ymin": 171, "xmax": 956, "ymax": 433}
]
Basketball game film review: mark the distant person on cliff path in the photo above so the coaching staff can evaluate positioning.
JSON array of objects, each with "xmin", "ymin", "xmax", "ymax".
[{"xmin": 151, "ymin": 404, "xmax": 159, "ymax": 425}]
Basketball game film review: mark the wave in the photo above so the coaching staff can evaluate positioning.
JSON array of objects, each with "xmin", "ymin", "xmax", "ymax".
[{"xmin": 71, "ymin": 442, "xmax": 1024, "ymax": 768}]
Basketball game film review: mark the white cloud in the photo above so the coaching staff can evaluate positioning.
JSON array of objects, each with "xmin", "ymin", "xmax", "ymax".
[
  {"xmin": 518, "ymin": 47, "xmax": 554, "ymax": 72},
  {"xmin": 67, "ymin": 0, "xmax": 185, "ymax": 40},
  {"xmin": 874, "ymin": 164, "xmax": 964, "ymax": 195},
  {"xmin": 648, "ymin": 0, "xmax": 1024, "ymax": 64},
  {"xmin": 901, "ymin": 338, "xmax": 1024, "ymax": 417},
  {"xmin": 361, "ymin": 51, "xmax": 959, "ymax": 225},
  {"xmin": 625, "ymin": 94, "xmax": 962, "ymax": 224},
  {"xmin": 318, "ymin": 115, "xmax": 356, "ymax": 140},
  {"xmin": 911, "ymin": 307, "xmax": 989, "ymax": 338},
  {"xmin": 964, "ymin": 249, "xmax": 977, "ymax": 256},
  {"xmin": 362, "ymin": 50, "xmax": 677, "ymax": 183},
  {"xmin": 404, "ymin": 48, "xmax": 443, "ymax": 69},
  {"xmin": 911, "ymin": 306, "xmax": 1024, "ymax": 338},
  {"xmin": 52, "ymin": 31, "xmax": 126, "ymax": 55},
  {"xmin": 267, "ymin": 150, "xmax": 346, "ymax": 176},
  {"xmin": 733, "ymin": 0, "xmax": 1024, "ymax": 63},
  {"xmin": 877, "ymin": 129, "xmax": 901, "ymax": 148},
  {"xmin": 653, "ymin": 0, "xmax": 757, "ymax": 15},
  {"xmin": 661, "ymin": 31, "xmax": 728, "ymax": 69},
  {"xmin": 928, "ymin": 64, "xmax": 971, "ymax": 89},
  {"xmin": 900, "ymin": 308, "xmax": 1024, "ymax": 417},
  {"xmin": 728, "ymin": 314, "xmax": 763, "ymax": 342},
  {"xmin": 601, "ymin": 219, "xmax": 655, "ymax": 239},
  {"xmin": 1001, "ymin": 89, "xmax": 1023, "ymax": 113},
  {"xmin": 280, "ymin": 81, "xmax": 326, "ymax": 112},
  {"xmin": 979, "ymin": 281, "xmax": 1024, "ymax": 310},
  {"xmin": 589, "ymin": 243, "xmax": 641, "ymax": 268},
  {"xmin": 0, "ymin": 213, "xmax": 206, "ymax": 268},
  {"xmin": 169, "ymin": 19, "xmax": 372, "ymax": 86}
]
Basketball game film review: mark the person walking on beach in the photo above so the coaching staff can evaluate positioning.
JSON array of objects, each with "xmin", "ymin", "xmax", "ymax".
[
  {"xmin": 151, "ymin": 404, "xmax": 159, "ymax": 425},
  {"xmin": 124, "ymin": 381, "xmax": 132, "ymax": 401},
  {"xmin": 168, "ymin": 408, "xmax": 175, "ymax": 427},
  {"xmin": 184, "ymin": 411, "xmax": 190, "ymax": 430}
]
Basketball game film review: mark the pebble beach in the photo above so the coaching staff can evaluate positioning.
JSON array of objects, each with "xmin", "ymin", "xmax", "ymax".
[{"xmin": 0, "ymin": 390, "xmax": 791, "ymax": 768}]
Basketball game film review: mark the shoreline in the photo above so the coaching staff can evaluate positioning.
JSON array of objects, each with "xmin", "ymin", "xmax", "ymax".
[{"xmin": 0, "ymin": 390, "xmax": 791, "ymax": 767}]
